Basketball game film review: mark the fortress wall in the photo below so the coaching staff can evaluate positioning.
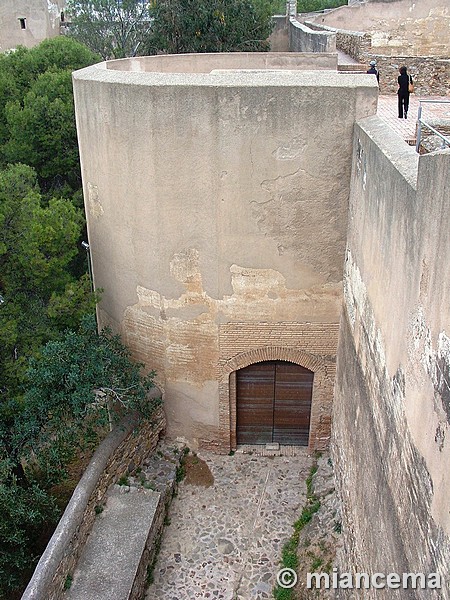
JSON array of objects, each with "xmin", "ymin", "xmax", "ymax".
[
  {"xmin": 334, "ymin": 116, "xmax": 450, "ymax": 596},
  {"xmin": 289, "ymin": 19, "xmax": 336, "ymax": 53},
  {"xmin": 0, "ymin": 0, "xmax": 64, "ymax": 51},
  {"xmin": 304, "ymin": 20, "xmax": 450, "ymax": 95},
  {"xmin": 269, "ymin": 15, "xmax": 290, "ymax": 52},
  {"xmin": 73, "ymin": 58, "xmax": 377, "ymax": 452},
  {"xmin": 307, "ymin": 0, "xmax": 450, "ymax": 56},
  {"xmin": 364, "ymin": 55, "xmax": 450, "ymax": 96},
  {"xmin": 104, "ymin": 52, "xmax": 338, "ymax": 72}
]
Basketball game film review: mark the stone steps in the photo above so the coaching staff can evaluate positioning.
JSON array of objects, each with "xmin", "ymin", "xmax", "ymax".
[
  {"xmin": 338, "ymin": 63, "xmax": 368, "ymax": 73},
  {"xmin": 64, "ymin": 443, "xmax": 183, "ymax": 600}
]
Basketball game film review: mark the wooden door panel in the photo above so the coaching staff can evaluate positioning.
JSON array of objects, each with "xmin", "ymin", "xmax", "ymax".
[
  {"xmin": 273, "ymin": 362, "xmax": 313, "ymax": 445},
  {"xmin": 236, "ymin": 360, "xmax": 313, "ymax": 446},
  {"xmin": 236, "ymin": 362, "xmax": 275, "ymax": 444}
]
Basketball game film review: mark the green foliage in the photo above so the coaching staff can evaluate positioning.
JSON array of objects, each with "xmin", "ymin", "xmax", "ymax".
[
  {"xmin": 147, "ymin": 0, "xmax": 274, "ymax": 54},
  {"xmin": 305, "ymin": 463, "xmax": 318, "ymax": 497},
  {"xmin": 0, "ymin": 316, "xmax": 159, "ymax": 596},
  {"xmin": 47, "ymin": 274, "xmax": 100, "ymax": 331},
  {"xmin": 0, "ymin": 37, "xmax": 99, "ymax": 99},
  {"xmin": 273, "ymin": 460, "xmax": 321, "ymax": 600},
  {"xmin": 19, "ymin": 315, "xmax": 159, "ymax": 482},
  {"xmin": 67, "ymin": 0, "xmax": 153, "ymax": 59},
  {"xmin": 0, "ymin": 37, "xmax": 99, "ymax": 191},
  {"xmin": 176, "ymin": 464, "xmax": 186, "ymax": 482},
  {"xmin": 0, "ymin": 71, "xmax": 18, "ymax": 146},
  {"xmin": 0, "ymin": 475, "xmax": 60, "ymax": 596},
  {"xmin": 269, "ymin": 0, "xmax": 287, "ymax": 14},
  {"xmin": 298, "ymin": 0, "xmax": 346, "ymax": 13},
  {"xmin": 310, "ymin": 554, "xmax": 324, "ymax": 570},
  {"xmin": 0, "ymin": 36, "xmax": 108, "ymax": 598},
  {"xmin": 0, "ymin": 164, "xmax": 89, "ymax": 400},
  {"xmin": 4, "ymin": 70, "xmax": 80, "ymax": 190}
]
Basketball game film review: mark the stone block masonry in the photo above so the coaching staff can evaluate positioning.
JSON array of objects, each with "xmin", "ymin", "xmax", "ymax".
[
  {"xmin": 22, "ymin": 407, "xmax": 165, "ymax": 600},
  {"xmin": 303, "ymin": 21, "xmax": 450, "ymax": 96},
  {"xmin": 63, "ymin": 442, "xmax": 182, "ymax": 600}
]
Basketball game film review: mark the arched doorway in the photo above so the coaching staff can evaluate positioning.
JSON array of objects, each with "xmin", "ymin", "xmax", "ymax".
[{"xmin": 236, "ymin": 360, "xmax": 313, "ymax": 445}]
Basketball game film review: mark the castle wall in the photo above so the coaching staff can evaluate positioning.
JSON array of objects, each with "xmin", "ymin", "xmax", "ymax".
[
  {"xmin": 0, "ymin": 0, "xmax": 65, "ymax": 51},
  {"xmin": 308, "ymin": 0, "xmax": 450, "ymax": 56},
  {"xmin": 269, "ymin": 15, "xmax": 290, "ymax": 52},
  {"xmin": 334, "ymin": 116, "xmax": 450, "ymax": 597},
  {"xmin": 303, "ymin": 20, "xmax": 450, "ymax": 95},
  {"xmin": 73, "ymin": 56, "xmax": 377, "ymax": 452},
  {"xmin": 289, "ymin": 19, "xmax": 336, "ymax": 53}
]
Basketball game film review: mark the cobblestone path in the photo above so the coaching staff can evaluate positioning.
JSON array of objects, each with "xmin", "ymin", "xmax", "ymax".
[{"xmin": 146, "ymin": 449, "xmax": 313, "ymax": 600}]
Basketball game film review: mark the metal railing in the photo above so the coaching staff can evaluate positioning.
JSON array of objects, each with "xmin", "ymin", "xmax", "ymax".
[{"xmin": 415, "ymin": 99, "xmax": 450, "ymax": 153}]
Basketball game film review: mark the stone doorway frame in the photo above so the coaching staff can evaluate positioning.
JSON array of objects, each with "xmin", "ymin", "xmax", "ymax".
[{"xmin": 218, "ymin": 346, "xmax": 333, "ymax": 453}]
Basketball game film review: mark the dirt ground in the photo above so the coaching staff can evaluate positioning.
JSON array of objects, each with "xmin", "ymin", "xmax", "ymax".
[{"xmin": 182, "ymin": 453, "xmax": 215, "ymax": 487}]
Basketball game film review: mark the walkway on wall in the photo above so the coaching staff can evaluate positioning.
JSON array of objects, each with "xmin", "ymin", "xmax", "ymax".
[
  {"xmin": 377, "ymin": 95, "xmax": 450, "ymax": 143},
  {"xmin": 146, "ymin": 450, "xmax": 313, "ymax": 600},
  {"xmin": 337, "ymin": 50, "xmax": 360, "ymax": 65}
]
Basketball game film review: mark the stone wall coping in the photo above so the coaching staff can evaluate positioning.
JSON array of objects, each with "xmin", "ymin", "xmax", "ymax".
[
  {"xmin": 290, "ymin": 18, "xmax": 336, "ymax": 37},
  {"xmin": 370, "ymin": 54, "xmax": 450, "ymax": 61},
  {"xmin": 73, "ymin": 62, "xmax": 376, "ymax": 90},
  {"xmin": 21, "ymin": 412, "xmax": 141, "ymax": 600},
  {"xmin": 304, "ymin": 21, "xmax": 367, "ymax": 36},
  {"xmin": 93, "ymin": 52, "xmax": 338, "ymax": 75},
  {"xmin": 356, "ymin": 116, "xmax": 419, "ymax": 188}
]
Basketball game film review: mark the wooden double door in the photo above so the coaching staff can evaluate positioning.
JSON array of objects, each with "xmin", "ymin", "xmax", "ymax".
[{"xmin": 236, "ymin": 360, "xmax": 313, "ymax": 446}]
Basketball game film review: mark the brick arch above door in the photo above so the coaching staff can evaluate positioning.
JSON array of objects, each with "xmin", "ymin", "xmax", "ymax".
[
  {"xmin": 222, "ymin": 346, "xmax": 326, "ymax": 376},
  {"xmin": 217, "ymin": 345, "xmax": 335, "ymax": 454}
]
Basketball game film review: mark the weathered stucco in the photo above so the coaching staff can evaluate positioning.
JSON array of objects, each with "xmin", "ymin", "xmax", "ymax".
[
  {"xmin": 334, "ymin": 117, "xmax": 450, "ymax": 597},
  {"xmin": 308, "ymin": 0, "xmax": 450, "ymax": 57},
  {"xmin": 73, "ymin": 56, "xmax": 377, "ymax": 452},
  {"xmin": 0, "ymin": 0, "xmax": 65, "ymax": 51},
  {"xmin": 289, "ymin": 19, "xmax": 336, "ymax": 53},
  {"xmin": 269, "ymin": 15, "xmax": 290, "ymax": 52}
]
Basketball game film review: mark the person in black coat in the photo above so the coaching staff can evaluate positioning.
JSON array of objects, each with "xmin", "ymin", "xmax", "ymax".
[{"xmin": 398, "ymin": 65, "xmax": 412, "ymax": 119}]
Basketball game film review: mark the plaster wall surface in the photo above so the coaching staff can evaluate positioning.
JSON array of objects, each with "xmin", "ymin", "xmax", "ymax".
[
  {"xmin": 103, "ymin": 52, "xmax": 338, "ymax": 72},
  {"xmin": 289, "ymin": 19, "xmax": 336, "ymax": 53},
  {"xmin": 73, "ymin": 56, "xmax": 377, "ymax": 451},
  {"xmin": 0, "ymin": 0, "xmax": 64, "ymax": 51},
  {"xmin": 334, "ymin": 117, "xmax": 450, "ymax": 597},
  {"xmin": 269, "ymin": 15, "xmax": 290, "ymax": 52},
  {"xmin": 308, "ymin": 0, "xmax": 450, "ymax": 56}
]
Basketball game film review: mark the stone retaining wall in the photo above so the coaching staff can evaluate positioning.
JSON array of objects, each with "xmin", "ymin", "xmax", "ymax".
[
  {"xmin": 373, "ymin": 56, "xmax": 450, "ymax": 96},
  {"xmin": 417, "ymin": 118, "xmax": 450, "ymax": 153},
  {"xmin": 304, "ymin": 21, "xmax": 450, "ymax": 96},
  {"xmin": 129, "ymin": 492, "xmax": 165, "ymax": 600},
  {"xmin": 336, "ymin": 29, "xmax": 372, "ymax": 62},
  {"xmin": 22, "ymin": 402, "xmax": 165, "ymax": 600},
  {"xmin": 305, "ymin": 21, "xmax": 371, "ymax": 62}
]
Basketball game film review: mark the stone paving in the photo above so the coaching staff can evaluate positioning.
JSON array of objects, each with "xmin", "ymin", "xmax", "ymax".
[
  {"xmin": 146, "ymin": 449, "xmax": 313, "ymax": 600},
  {"xmin": 377, "ymin": 94, "xmax": 450, "ymax": 142}
]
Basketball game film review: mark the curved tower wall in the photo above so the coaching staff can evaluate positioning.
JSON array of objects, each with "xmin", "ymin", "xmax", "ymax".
[{"xmin": 73, "ymin": 55, "xmax": 377, "ymax": 451}]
